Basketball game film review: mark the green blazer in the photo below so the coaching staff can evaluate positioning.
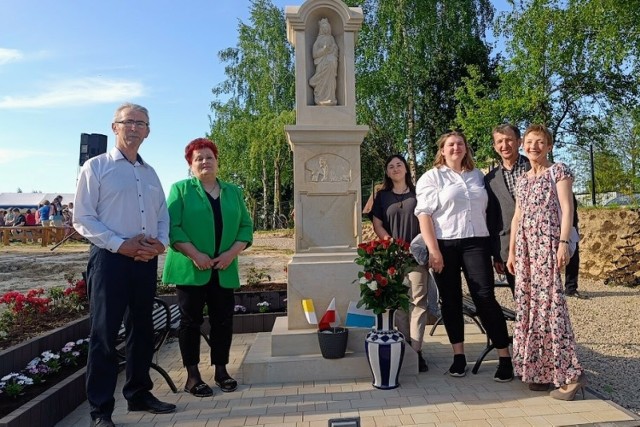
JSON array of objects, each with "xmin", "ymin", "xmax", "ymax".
[{"xmin": 162, "ymin": 177, "xmax": 253, "ymax": 288}]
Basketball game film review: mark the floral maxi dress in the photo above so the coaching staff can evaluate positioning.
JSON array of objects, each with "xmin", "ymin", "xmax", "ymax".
[{"xmin": 512, "ymin": 162, "xmax": 583, "ymax": 386}]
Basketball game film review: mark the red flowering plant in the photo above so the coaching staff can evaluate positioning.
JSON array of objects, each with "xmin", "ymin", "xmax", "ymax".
[
  {"xmin": 355, "ymin": 238, "xmax": 417, "ymax": 315},
  {"xmin": 0, "ymin": 276, "xmax": 89, "ymax": 347},
  {"xmin": 0, "ymin": 289, "xmax": 51, "ymax": 326},
  {"xmin": 49, "ymin": 277, "xmax": 88, "ymax": 312},
  {"xmin": 0, "ymin": 288, "xmax": 51, "ymax": 341}
]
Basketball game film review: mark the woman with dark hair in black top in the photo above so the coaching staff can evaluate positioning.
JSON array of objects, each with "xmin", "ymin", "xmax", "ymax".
[{"xmin": 370, "ymin": 154, "xmax": 439, "ymax": 373}]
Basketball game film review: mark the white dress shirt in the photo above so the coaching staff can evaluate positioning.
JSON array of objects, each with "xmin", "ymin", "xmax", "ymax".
[
  {"xmin": 414, "ymin": 166, "xmax": 489, "ymax": 239},
  {"xmin": 73, "ymin": 147, "xmax": 170, "ymax": 253}
]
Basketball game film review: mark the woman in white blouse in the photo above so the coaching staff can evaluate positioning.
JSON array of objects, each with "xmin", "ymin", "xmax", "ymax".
[{"xmin": 415, "ymin": 131, "xmax": 513, "ymax": 381}]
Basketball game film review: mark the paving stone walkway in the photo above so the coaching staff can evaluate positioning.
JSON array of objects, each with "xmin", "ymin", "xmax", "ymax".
[{"xmin": 56, "ymin": 325, "xmax": 639, "ymax": 427}]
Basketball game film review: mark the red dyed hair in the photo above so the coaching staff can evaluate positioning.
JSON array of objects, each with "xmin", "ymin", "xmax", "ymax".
[{"xmin": 184, "ymin": 138, "xmax": 219, "ymax": 165}]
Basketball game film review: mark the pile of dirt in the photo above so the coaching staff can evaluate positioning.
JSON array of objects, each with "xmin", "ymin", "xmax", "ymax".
[{"xmin": 579, "ymin": 207, "xmax": 640, "ymax": 285}]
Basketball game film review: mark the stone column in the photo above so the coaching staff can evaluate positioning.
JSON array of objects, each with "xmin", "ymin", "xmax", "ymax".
[{"xmin": 285, "ymin": 0, "xmax": 368, "ymax": 330}]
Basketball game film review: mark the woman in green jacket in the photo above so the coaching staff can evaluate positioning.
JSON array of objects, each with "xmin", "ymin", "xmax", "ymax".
[{"xmin": 163, "ymin": 138, "xmax": 253, "ymax": 396}]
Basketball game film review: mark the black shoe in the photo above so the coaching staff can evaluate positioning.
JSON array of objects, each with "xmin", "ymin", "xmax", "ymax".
[
  {"xmin": 566, "ymin": 290, "xmax": 589, "ymax": 300},
  {"xmin": 184, "ymin": 381, "xmax": 214, "ymax": 397},
  {"xmin": 417, "ymin": 351, "xmax": 428, "ymax": 372},
  {"xmin": 90, "ymin": 417, "xmax": 115, "ymax": 427},
  {"xmin": 127, "ymin": 393, "xmax": 176, "ymax": 414},
  {"xmin": 494, "ymin": 362, "xmax": 514, "ymax": 382},
  {"xmin": 448, "ymin": 354, "xmax": 467, "ymax": 377},
  {"xmin": 214, "ymin": 377, "xmax": 238, "ymax": 393}
]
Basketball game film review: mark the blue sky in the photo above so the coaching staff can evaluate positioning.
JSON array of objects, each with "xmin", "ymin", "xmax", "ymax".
[{"xmin": 1, "ymin": 0, "xmax": 508, "ymax": 197}]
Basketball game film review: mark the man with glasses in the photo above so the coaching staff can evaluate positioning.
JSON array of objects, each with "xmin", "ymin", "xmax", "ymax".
[{"xmin": 74, "ymin": 103, "xmax": 175, "ymax": 427}]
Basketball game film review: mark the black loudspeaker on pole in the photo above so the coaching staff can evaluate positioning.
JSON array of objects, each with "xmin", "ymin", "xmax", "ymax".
[{"xmin": 79, "ymin": 133, "xmax": 108, "ymax": 166}]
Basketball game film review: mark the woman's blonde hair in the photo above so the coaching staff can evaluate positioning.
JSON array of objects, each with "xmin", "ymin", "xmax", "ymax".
[{"xmin": 432, "ymin": 130, "xmax": 475, "ymax": 171}]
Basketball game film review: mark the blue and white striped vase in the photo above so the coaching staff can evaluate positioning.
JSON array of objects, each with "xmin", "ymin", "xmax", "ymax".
[{"xmin": 365, "ymin": 309, "xmax": 405, "ymax": 389}]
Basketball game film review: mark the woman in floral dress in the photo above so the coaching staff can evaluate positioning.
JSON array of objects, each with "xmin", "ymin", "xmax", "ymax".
[{"xmin": 506, "ymin": 124, "xmax": 585, "ymax": 400}]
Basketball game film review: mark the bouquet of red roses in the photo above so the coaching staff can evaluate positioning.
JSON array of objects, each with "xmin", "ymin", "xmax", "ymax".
[{"xmin": 355, "ymin": 238, "xmax": 417, "ymax": 315}]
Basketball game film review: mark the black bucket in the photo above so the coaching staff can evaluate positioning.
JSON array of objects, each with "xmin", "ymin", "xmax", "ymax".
[{"xmin": 317, "ymin": 327, "xmax": 349, "ymax": 359}]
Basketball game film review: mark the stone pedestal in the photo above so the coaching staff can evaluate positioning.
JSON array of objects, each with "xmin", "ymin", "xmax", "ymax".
[
  {"xmin": 284, "ymin": 0, "xmax": 367, "ymax": 332},
  {"xmin": 242, "ymin": 0, "xmax": 419, "ymax": 384},
  {"xmin": 285, "ymin": 125, "xmax": 368, "ymax": 330}
]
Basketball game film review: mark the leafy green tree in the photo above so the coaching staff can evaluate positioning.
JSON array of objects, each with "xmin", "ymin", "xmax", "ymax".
[
  {"xmin": 209, "ymin": 0, "xmax": 295, "ymax": 229},
  {"xmin": 346, "ymin": 0, "xmax": 495, "ymax": 185},
  {"xmin": 456, "ymin": 0, "xmax": 639, "ymax": 170}
]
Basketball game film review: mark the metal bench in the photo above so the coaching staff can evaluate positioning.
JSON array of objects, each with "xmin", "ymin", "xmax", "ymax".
[
  {"xmin": 428, "ymin": 293, "xmax": 516, "ymax": 374},
  {"xmin": 116, "ymin": 297, "xmax": 181, "ymax": 392},
  {"xmin": 428, "ymin": 297, "xmax": 486, "ymax": 337},
  {"xmin": 459, "ymin": 295, "xmax": 516, "ymax": 374}
]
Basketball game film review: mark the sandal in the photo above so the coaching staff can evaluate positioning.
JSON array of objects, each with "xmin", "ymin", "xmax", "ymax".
[
  {"xmin": 214, "ymin": 377, "xmax": 238, "ymax": 393},
  {"xmin": 184, "ymin": 381, "xmax": 214, "ymax": 397}
]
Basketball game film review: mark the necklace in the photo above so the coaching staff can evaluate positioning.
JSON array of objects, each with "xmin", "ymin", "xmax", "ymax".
[
  {"xmin": 203, "ymin": 181, "xmax": 219, "ymax": 197},
  {"xmin": 392, "ymin": 187, "xmax": 408, "ymax": 208}
]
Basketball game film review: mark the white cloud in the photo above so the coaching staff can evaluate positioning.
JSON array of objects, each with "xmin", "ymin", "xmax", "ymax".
[
  {"xmin": 0, "ymin": 48, "xmax": 24, "ymax": 65},
  {"xmin": 0, "ymin": 77, "xmax": 145, "ymax": 109}
]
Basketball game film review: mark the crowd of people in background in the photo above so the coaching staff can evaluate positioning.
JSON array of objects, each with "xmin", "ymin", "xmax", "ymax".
[{"xmin": 0, "ymin": 196, "xmax": 80, "ymax": 242}]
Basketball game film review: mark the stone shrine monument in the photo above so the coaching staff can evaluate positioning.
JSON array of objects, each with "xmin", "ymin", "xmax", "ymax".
[
  {"xmin": 284, "ymin": 0, "xmax": 368, "ymax": 331},
  {"xmin": 242, "ymin": 0, "xmax": 418, "ymax": 383}
]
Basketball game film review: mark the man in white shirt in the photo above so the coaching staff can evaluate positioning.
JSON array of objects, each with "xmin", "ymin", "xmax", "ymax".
[{"xmin": 74, "ymin": 103, "xmax": 175, "ymax": 427}]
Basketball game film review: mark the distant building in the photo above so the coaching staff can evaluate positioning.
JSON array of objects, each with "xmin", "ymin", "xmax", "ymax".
[{"xmin": 0, "ymin": 193, "xmax": 75, "ymax": 210}]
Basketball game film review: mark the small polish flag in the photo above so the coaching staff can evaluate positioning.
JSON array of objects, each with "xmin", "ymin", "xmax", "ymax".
[
  {"xmin": 318, "ymin": 297, "xmax": 340, "ymax": 330},
  {"xmin": 301, "ymin": 299, "xmax": 318, "ymax": 324}
]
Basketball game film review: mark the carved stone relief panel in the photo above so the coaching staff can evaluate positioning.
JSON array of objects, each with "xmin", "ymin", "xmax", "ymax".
[{"xmin": 305, "ymin": 153, "xmax": 351, "ymax": 183}]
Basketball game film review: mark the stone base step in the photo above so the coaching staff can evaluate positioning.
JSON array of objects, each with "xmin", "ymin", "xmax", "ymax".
[{"xmin": 242, "ymin": 317, "xmax": 418, "ymax": 384}]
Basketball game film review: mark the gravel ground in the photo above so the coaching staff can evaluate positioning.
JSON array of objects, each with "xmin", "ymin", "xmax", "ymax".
[{"xmin": 494, "ymin": 278, "xmax": 640, "ymax": 415}]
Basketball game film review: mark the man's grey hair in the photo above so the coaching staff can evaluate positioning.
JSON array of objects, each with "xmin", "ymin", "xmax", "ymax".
[{"xmin": 113, "ymin": 102, "xmax": 149, "ymax": 124}]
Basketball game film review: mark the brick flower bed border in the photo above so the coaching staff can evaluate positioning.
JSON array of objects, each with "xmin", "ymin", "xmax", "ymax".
[
  {"xmin": 0, "ymin": 367, "xmax": 86, "ymax": 427},
  {"xmin": 0, "ymin": 289, "xmax": 287, "ymax": 426},
  {"xmin": 0, "ymin": 315, "xmax": 91, "ymax": 427}
]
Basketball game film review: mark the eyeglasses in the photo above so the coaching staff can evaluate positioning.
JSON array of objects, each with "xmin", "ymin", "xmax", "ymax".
[{"xmin": 115, "ymin": 120, "xmax": 149, "ymax": 129}]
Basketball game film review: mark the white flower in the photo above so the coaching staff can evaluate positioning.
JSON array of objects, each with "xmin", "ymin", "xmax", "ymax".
[
  {"xmin": 41, "ymin": 350, "xmax": 59, "ymax": 362},
  {"xmin": 0, "ymin": 373, "xmax": 33, "ymax": 385},
  {"xmin": 367, "ymin": 281, "xmax": 378, "ymax": 291},
  {"xmin": 1, "ymin": 373, "xmax": 18, "ymax": 381},
  {"xmin": 27, "ymin": 357, "xmax": 41, "ymax": 368},
  {"xmin": 359, "ymin": 277, "xmax": 369, "ymax": 285}
]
